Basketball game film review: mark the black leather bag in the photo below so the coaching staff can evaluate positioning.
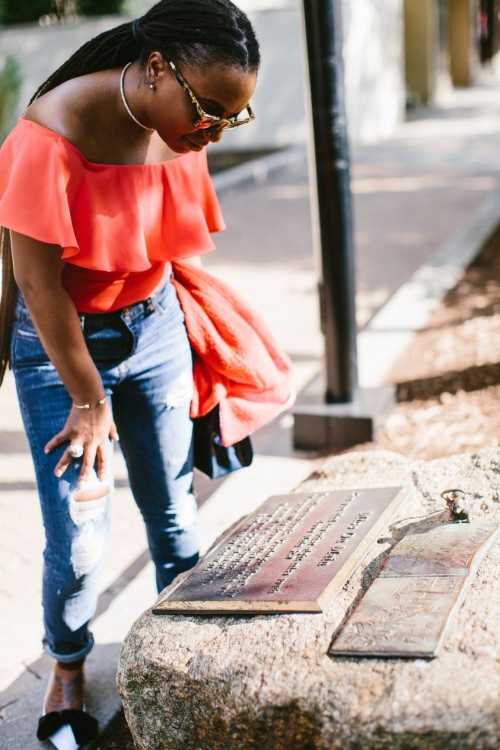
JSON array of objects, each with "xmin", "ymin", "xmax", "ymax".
[{"xmin": 193, "ymin": 404, "xmax": 253, "ymax": 479}]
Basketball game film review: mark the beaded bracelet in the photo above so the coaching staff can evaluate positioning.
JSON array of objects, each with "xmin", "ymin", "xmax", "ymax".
[{"xmin": 73, "ymin": 396, "xmax": 107, "ymax": 410}]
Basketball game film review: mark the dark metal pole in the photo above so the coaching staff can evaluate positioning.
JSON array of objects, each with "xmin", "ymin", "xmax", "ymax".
[
  {"xmin": 302, "ymin": 0, "xmax": 357, "ymax": 404},
  {"xmin": 294, "ymin": 1, "xmax": 393, "ymax": 451}
]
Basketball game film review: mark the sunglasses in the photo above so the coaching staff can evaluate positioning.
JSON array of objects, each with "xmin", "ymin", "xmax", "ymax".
[{"xmin": 168, "ymin": 60, "xmax": 256, "ymax": 131}]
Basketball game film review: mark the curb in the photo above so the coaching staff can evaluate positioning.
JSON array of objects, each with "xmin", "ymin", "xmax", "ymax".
[
  {"xmin": 212, "ymin": 145, "xmax": 305, "ymax": 194},
  {"xmin": 358, "ymin": 185, "xmax": 500, "ymax": 388}
]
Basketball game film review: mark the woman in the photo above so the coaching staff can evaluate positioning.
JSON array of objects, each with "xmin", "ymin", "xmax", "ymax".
[{"xmin": 0, "ymin": 0, "xmax": 259, "ymax": 736}]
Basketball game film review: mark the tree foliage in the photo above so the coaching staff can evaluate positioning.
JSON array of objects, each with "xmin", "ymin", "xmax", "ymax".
[
  {"xmin": 76, "ymin": 0, "xmax": 124, "ymax": 15},
  {"xmin": 0, "ymin": 55, "xmax": 22, "ymax": 141},
  {"xmin": 0, "ymin": 1, "xmax": 52, "ymax": 24}
]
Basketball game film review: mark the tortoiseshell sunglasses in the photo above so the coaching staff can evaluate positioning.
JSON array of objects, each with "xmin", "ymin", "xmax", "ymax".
[{"xmin": 168, "ymin": 60, "xmax": 256, "ymax": 130}]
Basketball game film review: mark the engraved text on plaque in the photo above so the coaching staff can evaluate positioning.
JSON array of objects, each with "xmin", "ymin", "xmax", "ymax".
[{"xmin": 154, "ymin": 486, "xmax": 406, "ymax": 615}]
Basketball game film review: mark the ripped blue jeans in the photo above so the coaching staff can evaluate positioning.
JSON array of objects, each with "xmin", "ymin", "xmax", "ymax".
[{"xmin": 11, "ymin": 279, "xmax": 199, "ymax": 663}]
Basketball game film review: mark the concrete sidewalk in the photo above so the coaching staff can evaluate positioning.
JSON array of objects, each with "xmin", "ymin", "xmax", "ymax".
[{"xmin": 3, "ymin": 76, "xmax": 500, "ymax": 747}]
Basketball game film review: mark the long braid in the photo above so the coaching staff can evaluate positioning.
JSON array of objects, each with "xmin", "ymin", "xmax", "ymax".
[
  {"xmin": 0, "ymin": 0, "xmax": 260, "ymax": 386},
  {"xmin": 28, "ymin": 21, "xmax": 140, "ymax": 104}
]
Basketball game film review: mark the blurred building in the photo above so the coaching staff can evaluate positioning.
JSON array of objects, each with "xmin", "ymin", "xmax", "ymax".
[{"xmin": 404, "ymin": 0, "xmax": 500, "ymax": 105}]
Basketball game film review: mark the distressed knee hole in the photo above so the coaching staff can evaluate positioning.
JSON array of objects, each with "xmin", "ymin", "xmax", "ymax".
[
  {"xmin": 69, "ymin": 492, "xmax": 109, "ymax": 527},
  {"xmin": 69, "ymin": 495, "xmax": 110, "ymax": 580},
  {"xmin": 166, "ymin": 495, "xmax": 198, "ymax": 531},
  {"xmin": 162, "ymin": 372, "xmax": 193, "ymax": 409},
  {"xmin": 70, "ymin": 525, "xmax": 106, "ymax": 579},
  {"xmin": 73, "ymin": 480, "xmax": 110, "ymax": 503}
]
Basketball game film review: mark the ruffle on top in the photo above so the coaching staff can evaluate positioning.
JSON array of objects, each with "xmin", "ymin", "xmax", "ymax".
[{"xmin": 0, "ymin": 118, "xmax": 225, "ymax": 272}]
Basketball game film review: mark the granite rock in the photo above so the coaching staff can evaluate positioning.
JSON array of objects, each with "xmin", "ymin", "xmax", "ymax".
[{"xmin": 117, "ymin": 449, "xmax": 500, "ymax": 750}]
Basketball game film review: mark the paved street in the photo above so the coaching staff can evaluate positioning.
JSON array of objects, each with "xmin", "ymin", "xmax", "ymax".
[{"xmin": 3, "ymin": 73, "xmax": 500, "ymax": 747}]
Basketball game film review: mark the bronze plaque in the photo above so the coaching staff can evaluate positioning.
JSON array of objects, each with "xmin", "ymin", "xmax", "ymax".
[
  {"xmin": 154, "ymin": 487, "xmax": 406, "ymax": 615},
  {"xmin": 329, "ymin": 576, "xmax": 465, "ymax": 658},
  {"xmin": 329, "ymin": 521, "xmax": 499, "ymax": 658},
  {"xmin": 380, "ymin": 522, "xmax": 499, "ymax": 578}
]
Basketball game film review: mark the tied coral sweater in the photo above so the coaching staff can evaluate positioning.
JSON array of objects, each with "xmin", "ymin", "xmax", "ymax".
[{"xmin": 171, "ymin": 262, "xmax": 295, "ymax": 447}]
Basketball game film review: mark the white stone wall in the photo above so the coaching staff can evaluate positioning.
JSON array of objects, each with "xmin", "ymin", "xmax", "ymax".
[
  {"xmin": 0, "ymin": 1, "xmax": 405, "ymax": 149},
  {"xmin": 342, "ymin": 0, "xmax": 405, "ymax": 144}
]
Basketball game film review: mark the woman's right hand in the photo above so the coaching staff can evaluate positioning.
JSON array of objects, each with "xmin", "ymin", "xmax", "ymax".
[
  {"xmin": 44, "ymin": 401, "xmax": 119, "ymax": 484},
  {"xmin": 10, "ymin": 231, "xmax": 121, "ymax": 488}
]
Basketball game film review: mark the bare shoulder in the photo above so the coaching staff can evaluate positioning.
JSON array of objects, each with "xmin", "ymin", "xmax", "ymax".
[
  {"xmin": 22, "ymin": 68, "xmax": 178, "ymax": 165},
  {"xmin": 22, "ymin": 71, "xmax": 111, "ymax": 152}
]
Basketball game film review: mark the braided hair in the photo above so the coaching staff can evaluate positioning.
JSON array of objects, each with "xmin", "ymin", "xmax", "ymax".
[
  {"xmin": 31, "ymin": 0, "xmax": 259, "ymax": 102},
  {"xmin": 0, "ymin": 0, "xmax": 260, "ymax": 385}
]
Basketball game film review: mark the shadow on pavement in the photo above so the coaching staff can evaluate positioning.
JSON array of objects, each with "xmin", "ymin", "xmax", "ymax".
[{"xmin": 0, "ymin": 643, "xmax": 123, "ymax": 750}]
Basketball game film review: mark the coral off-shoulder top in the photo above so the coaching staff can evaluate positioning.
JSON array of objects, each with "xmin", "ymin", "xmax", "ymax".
[{"xmin": 0, "ymin": 117, "xmax": 225, "ymax": 312}]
